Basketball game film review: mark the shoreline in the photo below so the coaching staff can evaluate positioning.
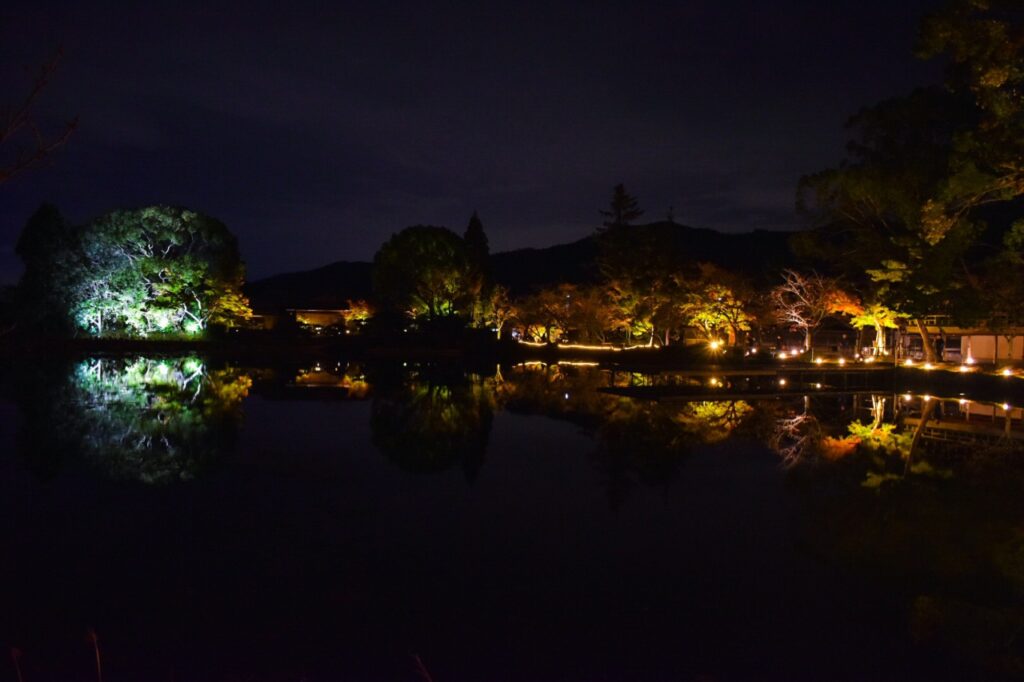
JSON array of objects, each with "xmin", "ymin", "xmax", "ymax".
[{"xmin": 3, "ymin": 336, "xmax": 1023, "ymax": 402}]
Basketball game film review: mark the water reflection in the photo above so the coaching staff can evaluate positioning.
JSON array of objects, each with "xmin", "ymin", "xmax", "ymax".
[
  {"xmin": 370, "ymin": 368, "xmax": 495, "ymax": 479},
  {"xmin": 10, "ymin": 357, "xmax": 1024, "ymax": 487},
  {"xmin": 4, "ymin": 357, "xmax": 1024, "ymax": 675},
  {"xmin": 13, "ymin": 356, "xmax": 251, "ymax": 483}
]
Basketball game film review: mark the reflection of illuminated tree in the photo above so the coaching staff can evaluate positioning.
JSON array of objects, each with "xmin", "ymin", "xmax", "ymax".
[
  {"xmin": 499, "ymin": 365, "xmax": 708, "ymax": 508},
  {"xmin": 591, "ymin": 398, "xmax": 693, "ymax": 509},
  {"xmin": 771, "ymin": 411, "xmax": 825, "ymax": 468},
  {"xmin": 370, "ymin": 375, "xmax": 494, "ymax": 479},
  {"xmin": 672, "ymin": 401, "xmax": 753, "ymax": 443},
  {"xmin": 16, "ymin": 357, "xmax": 250, "ymax": 483},
  {"xmin": 792, "ymin": 445, "xmax": 1024, "ymax": 678},
  {"xmin": 497, "ymin": 364, "xmax": 614, "ymax": 421},
  {"xmin": 766, "ymin": 395, "xmax": 920, "ymax": 470}
]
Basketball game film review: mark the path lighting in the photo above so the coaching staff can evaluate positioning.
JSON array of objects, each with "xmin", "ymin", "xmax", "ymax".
[
  {"xmin": 1002, "ymin": 368, "xmax": 1014, "ymax": 377},
  {"xmin": 904, "ymin": 359, "xmax": 915, "ymax": 367},
  {"xmin": 814, "ymin": 357, "xmax": 823, "ymax": 365},
  {"xmin": 922, "ymin": 394, "xmax": 932, "ymax": 402},
  {"xmin": 959, "ymin": 365, "xmax": 972, "ymax": 373},
  {"xmin": 1003, "ymin": 403, "xmax": 1012, "ymax": 412},
  {"xmin": 923, "ymin": 363, "xmax": 934, "ymax": 370},
  {"xmin": 814, "ymin": 383, "xmax": 822, "ymax": 389},
  {"xmin": 838, "ymin": 358, "xmax": 846, "ymax": 366},
  {"xmin": 709, "ymin": 340, "xmax": 722, "ymax": 351},
  {"xmin": 778, "ymin": 378, "xmax": 787, "ymax": 386},
  {"xmin": 903, "ymin": 393, "xmax": 913, "ymax": 401}
]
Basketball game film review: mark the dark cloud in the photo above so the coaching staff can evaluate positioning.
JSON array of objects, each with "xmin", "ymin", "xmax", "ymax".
[{"xmin": 0, "ymin": 0, "xmax": 943, "ymax": 282}]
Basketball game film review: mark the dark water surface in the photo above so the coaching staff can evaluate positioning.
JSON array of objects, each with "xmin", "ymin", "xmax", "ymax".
[{"xmin": 1, "ymin": 358, "xmax": 1021, "ymax": 681}]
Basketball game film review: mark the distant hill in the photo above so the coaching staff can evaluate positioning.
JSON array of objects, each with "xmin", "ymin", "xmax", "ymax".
[
  {"xmin": 245, "ymin": 261, "xmax": 374, "ymax": 311},
  {"xmin": 245, "ymin": 222, "xmax": 798, "ymax": 311}
]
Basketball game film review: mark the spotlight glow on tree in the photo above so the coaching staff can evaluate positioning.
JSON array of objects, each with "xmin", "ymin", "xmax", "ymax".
[
  {"xmin": 372, "ymin": 225, "xmax": 480, "ymax": 321},
  {"xmin": 17, "ymin": 205, "xmax": 251, "ymax": 337}
]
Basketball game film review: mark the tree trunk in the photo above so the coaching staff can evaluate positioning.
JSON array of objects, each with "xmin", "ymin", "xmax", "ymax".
[
  {"xmin": 875, "ymin": 324, "xmax": 885, "ymax": 354},
  {"xmin": 914, "ymin": 319, "xmax": 937, "ymax": 362},
  {"xmin": 804, "ymin": 328, "xmax": 812, "ymax": 352},
  {"xmin": 905, "ymin": 399, "xmax": 936, "ymax": 476}
]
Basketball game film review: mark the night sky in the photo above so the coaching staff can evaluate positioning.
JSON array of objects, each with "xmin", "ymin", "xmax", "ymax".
[{"xmin": 1, "ymin": 0, "xmax": 944, "ymax": 283}]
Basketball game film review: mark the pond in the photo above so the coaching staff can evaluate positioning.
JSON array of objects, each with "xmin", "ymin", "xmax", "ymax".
[{"xmin": 0, "ymin": 357, "xmax": 1022, "ymax": 681}]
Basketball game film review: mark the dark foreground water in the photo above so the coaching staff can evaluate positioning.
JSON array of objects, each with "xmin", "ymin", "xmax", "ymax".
[{"xmin": 0, "ymin": 357, "xmax": 1022, "ymax": 681}]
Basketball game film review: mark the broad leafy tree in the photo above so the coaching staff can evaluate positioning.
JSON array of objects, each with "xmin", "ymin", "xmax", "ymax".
[
  {"xmin": 71, "ymin": 207, "xmax": 250, "ymax": 335},
  {"xmin": 799, "ymin": 2, "xmax": 1024, "ymax": 360},
  {"xmin": 16, "ymin": 204, "xmax": 251, "ymax": 337},
  {"xmin": 596, "ymin": 187, "xmax": 695, "ymax": 345},
  {"xmin": 372, "ymin": 225, "xmax": 480, "ymax": 321},
  {"xmin": 849, "ymin": 302, "xmax": 903, "ymax": 355}
]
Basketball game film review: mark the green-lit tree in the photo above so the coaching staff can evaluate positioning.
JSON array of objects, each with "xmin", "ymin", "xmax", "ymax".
[
  {"xmin": 849, "ymin": 302, "xmax": 903, "ymax": 355},
  {"xmin": 798, "ymin": 3, "xmax": 1024, "ymax": 361},
  {"xmin": 370, "ymin": 373, "xmax": 494, "ymax": 480},
  {"xmin": 372, "ymin": 225, "xmax": 481, "ymax": 322},
  {"xmin": 15, "ymin": 204, "xmax": 251, "ymax": 337},
  {"xmin": 70, "ymin": 207, "xmax": 251, "ymax": 336}
]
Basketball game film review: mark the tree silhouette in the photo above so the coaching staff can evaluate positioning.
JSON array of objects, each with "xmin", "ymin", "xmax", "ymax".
[{"xmin": 599, "ymin": 183, "xmax": 644, "ymax": 229}]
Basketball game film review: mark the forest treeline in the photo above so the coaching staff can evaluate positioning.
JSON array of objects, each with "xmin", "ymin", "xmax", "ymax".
[{"xmin": 4, "ymin": 1, "xmax": 1024, "ymax": 363}]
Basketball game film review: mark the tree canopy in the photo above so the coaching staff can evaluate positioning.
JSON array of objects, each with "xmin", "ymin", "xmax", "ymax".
[
  {"xmin": 372, "ymin": 225, "xmax": 481, "ymax": 321},
  {"xmin": 16, "ymin": 204, "xmax": 251, "ymax": 337}
]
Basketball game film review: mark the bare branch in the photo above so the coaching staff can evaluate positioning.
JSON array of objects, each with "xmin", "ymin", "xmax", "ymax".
[{"xmin": 0, "ymin": 47, "xmax": 77, "ymax": 184}]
